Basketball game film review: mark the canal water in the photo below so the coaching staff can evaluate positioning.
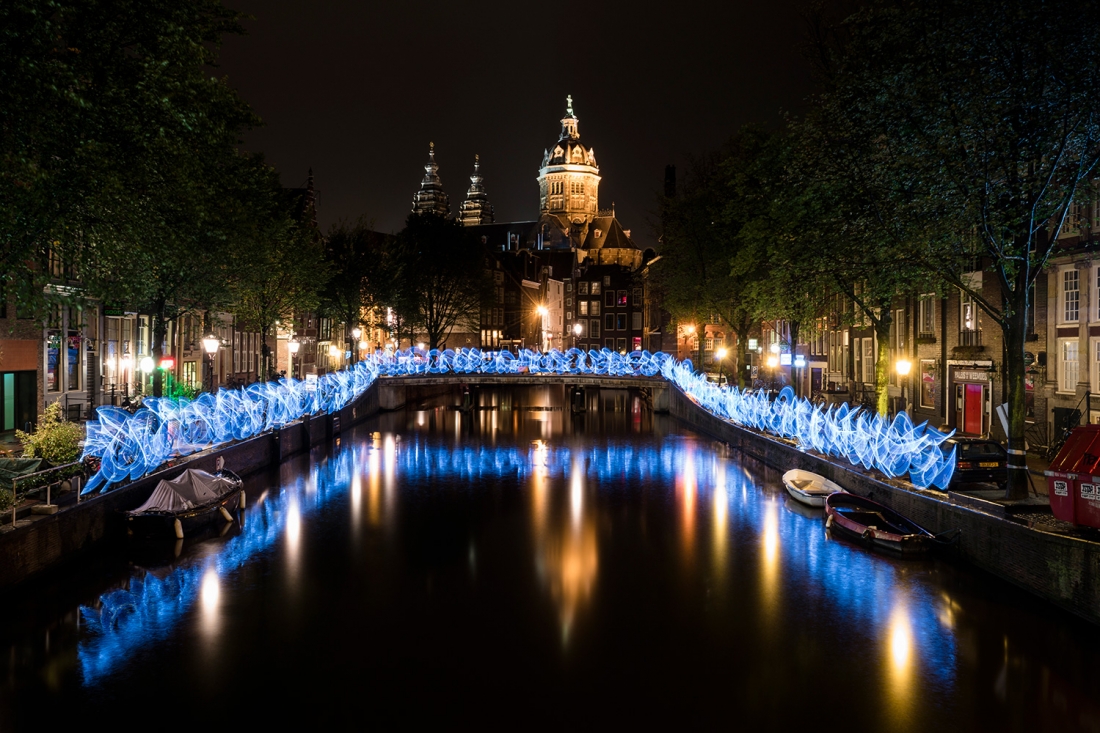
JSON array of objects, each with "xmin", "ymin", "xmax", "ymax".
[{"xmin": 1, "ymin": 386, "xmax": 1098, "ymax": 730}]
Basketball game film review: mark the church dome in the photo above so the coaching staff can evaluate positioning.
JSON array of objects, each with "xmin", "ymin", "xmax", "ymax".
[
  {"xmin": 540, "ymin": 95, "xmax": 598, "ymax": 169},
  {"xmin": 537, "ymin": 96, "xmax": 601, "ymax": 221}
]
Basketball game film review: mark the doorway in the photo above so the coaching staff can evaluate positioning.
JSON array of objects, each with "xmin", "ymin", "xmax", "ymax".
[
  {"xmin": 955, "ymin": 382, "xmax": 985, "ymax": 435},
  {"xmin": 1, "ymin": 371, "xmax": 37, "ymax": 434}
]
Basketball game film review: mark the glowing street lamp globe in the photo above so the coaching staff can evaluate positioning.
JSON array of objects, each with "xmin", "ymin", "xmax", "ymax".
[
  {"xmin": 351, "ymin": 327, "xmax": 362, "ymax": 340},
  {"xmin": 358, "ymin": 340, "xmax": 368, "ymax": 351},
  {"xmin": 573, "ymin": 323, "xmax": 583, "ymax": 335},
  {"xmin": 287, "ymin": 339, "xmax": 300, "ymax": 355},
  {"xmin": 202, "ymin": 334, "xmax": 220, "ymax": 355},
  {"xmin": 766, "ymin": 355, "xmax": 779, "ymax": 369},
  {"xmin": 896, "ymin": 359, "xmax": 912, "ymax": 376},
  {"xmin": 715, "ymin": 347, "xmax": 728, "ymax": 360},
  {"xmin": 536, "ymin": 305, "xmax": 548, "ymax": 317}
]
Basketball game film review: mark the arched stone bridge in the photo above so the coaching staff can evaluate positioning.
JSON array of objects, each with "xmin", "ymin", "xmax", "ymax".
[{"xmin": 374, "ymin": 373, "xmax": 670, "ymax": 412}]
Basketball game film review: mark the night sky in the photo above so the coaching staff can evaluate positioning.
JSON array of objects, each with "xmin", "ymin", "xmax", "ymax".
[{"xmin": 217, "ymin": 1, "xmax": 815, "ymax": 247}]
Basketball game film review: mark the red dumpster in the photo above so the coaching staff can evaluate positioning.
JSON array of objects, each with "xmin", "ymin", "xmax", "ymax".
[{"xmin": 1044, "ymin": 424, "xmax": 1100, "ymax": 528}]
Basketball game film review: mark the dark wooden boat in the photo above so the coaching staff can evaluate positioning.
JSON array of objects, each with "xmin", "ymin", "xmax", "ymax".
[
  {"xmin": 824, "ymin": 492, "xmax": 950, "ymax": 557},
  {"xmin": 126, "ymin": 469, "xmax": 243, "ymax": 540}
]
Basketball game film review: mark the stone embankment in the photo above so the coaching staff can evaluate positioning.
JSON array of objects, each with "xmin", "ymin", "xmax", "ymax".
[
  {"xmin": 670, "ymin": 385, "xmax": 1100, "ymax": 626},
  {"xmin": 0, "ymin": 381, "xmax": 384, "ymax": 591}
]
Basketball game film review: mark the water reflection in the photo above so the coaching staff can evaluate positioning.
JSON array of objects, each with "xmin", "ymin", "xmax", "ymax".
[
  {"xmin": 887, "ymin": 604, "xmax": 914, "ymax": 725},
  {"xmin": 50, "ymin": 393, "xmax": 1100, "ymax": 730}
]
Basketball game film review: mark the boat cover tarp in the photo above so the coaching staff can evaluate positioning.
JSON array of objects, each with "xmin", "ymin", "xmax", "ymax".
[
  {"xmin": 0, "ymin": 458, "xmax": 44, "ymax": 482},
  {"xmin": 131, "ymin": 470, "xmax": 234, "ymax": 513}
]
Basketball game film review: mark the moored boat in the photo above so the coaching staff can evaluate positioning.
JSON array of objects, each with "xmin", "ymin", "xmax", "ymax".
[
  {"xmin": 824, "ymin": 492, "xmax": 949, "ymax": 557},
  {"xmin": 126, "ymin": 469, "xmax": 243, "ymax": 540},
  {"xmin": 782, "ymin": 468, "xmax": 845, "ymax": 508}
]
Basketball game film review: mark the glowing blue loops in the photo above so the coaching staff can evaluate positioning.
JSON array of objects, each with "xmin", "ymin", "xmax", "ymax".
[
  {"xmin": 80, "ymin": 347, "xmax": 954, "ymax": 493},
  {"xmin": 659, "ymin": 358, "xmax": 956, "ymax": 490},
  {"xmin": 80, "ymin": 348, "xmax": 673, "ymax": 493}
]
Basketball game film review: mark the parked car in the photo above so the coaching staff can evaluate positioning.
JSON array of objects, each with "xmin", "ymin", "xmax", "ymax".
[{"xmin": 941, "ymin": 437, "xmax": 1008, "ymax": 489}]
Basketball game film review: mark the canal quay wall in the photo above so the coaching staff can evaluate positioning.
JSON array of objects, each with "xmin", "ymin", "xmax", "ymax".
[
  {"xmin": 669, "ymin": 386, "xmax": 1100, "ymax": 626},
  {"xmin": 0, "ymin": 381, "xmax": 385, "ymax": 592}
]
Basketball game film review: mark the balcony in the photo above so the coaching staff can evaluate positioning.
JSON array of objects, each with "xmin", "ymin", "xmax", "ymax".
[{"xmin": 958, "ymin": 329, "xmax": 982, "ymax": 347}]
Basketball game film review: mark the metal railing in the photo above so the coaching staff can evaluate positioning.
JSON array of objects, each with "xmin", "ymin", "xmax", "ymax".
[
  {"xmin": 958, "ymin": 329, "xmax": 982, "ymax": 347},
  {"xmin": 8, "ymin": 462, "xmax": 84, "ymax": 527}
]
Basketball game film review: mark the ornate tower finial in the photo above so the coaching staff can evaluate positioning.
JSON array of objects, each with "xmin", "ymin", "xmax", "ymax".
[
  {"xmin": 459, "ymin": 154, "xmax": 494, "ymax": 226},
  {"xmin": 566, "ymin": 94, "xmax": 574, "ymax": 116},
  {"xmin": 412, "ymin": 142, "xmax": 449, "ymax": 217}
]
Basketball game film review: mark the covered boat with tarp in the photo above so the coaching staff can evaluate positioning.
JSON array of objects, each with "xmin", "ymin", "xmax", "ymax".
[
  {"xmin": 126, "ymin": 469, "xmax": 243, "ymax": 539},
  {"xmin": 0, "ymin": 457, "xmax": 43, "ymax": 484}
]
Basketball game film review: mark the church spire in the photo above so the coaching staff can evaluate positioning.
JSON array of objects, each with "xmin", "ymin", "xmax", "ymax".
[
  {"xmin": 412, "ymin": 141, "xmax": 450, "ymax": 217},
  {"xmin": 560, "ymin": 94, "xmax": 579, "ymax": 140},
  {"xmin": 458, "ymin": 154, "xmax": 494, "ymax": 226}
]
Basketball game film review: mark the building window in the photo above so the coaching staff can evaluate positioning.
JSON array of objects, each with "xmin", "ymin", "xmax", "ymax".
[
  {"xmin": 590, "ymin": 301, "xmax": 600, "ymax": 317},
  {"xmin": 862, "ymin": 338, "xmax": 874, "ymax": 384},
  {"xmin": 605, "ymin": 314, "xmax": 614, "ymax": 332},
  {"xmin": 590, "ymin": 320, "xmax": 600, "ymax": 338},
  {"xmin": 632, "ymin": 312, "xmax": 642, "ymax": 331},
  {"xmin": 632, "ymin": 288, "xmax": 642, "ymax": 306},
  {"xmin": 183, "ymin": 361, "xmax": 197, "ymax": 387},
  {"xmin": 605, "ymin": 290, "xmax": 615, "ymax": 308},
  {"xmin": 616, "ymin": 338, "xmax": 627, "ymax": 352},
  {"xmin": 633, "ymin": 337, "xmax": 642, "ymax": 351},
  {"xmin": 616, "ymin": 314, "xmax": 627, "ymax": 330},
  {"xmin": 590, "ymin": 281, "xmax": 601, "ymax": 295},
  {"xmin": 1063, "ymin": 269, "xmax": 1080, "ymax": 323},
  {"xmin": 1093, "ymin": 339, "xmax": 1100, "ymax": 393},
  {"xmin": 918, "ymin": 295, "xmax": 935, "ymax": 337},
  {"xmin": 606, "ymin": 338, "xmax": 615, "ymax": 350},
  {"xmin": 576, "ymin": 320, "xmax": 588, "ymax": 338},
  {"xmin": 578, "ymin": 282, "xmax": 588, "ymax": 295},
  {"xmin": 603, "ymin": 276, "xmax": 611, "ymax": 287},
  {"xmin": 920, "ymin": 359, "xmax": 936, "ymax": 409},
  {"xmin": 1060, "ymin": 338, "xmax": 1079, "ymax": 393},
  {"xmin": 705, "ymin": 337, "xmax": 714, "ymax": 351},
  {"xmin": 566, "ymin": 311, "xmax": 572, "ymax": 322},
  {"xmin": 961, "ymin": 291, "xmax": 980, "ymax": 332},
  {"xmin": 894, "ymin": 309, "xmax": 905, "ymax": 350},
  {"xmin": 617, "ymin": 290, "xmax": 628, "ymax": 306},
  {"xmin": 579, "ymin": 301, "xmax": 588, "ymax": 316}
]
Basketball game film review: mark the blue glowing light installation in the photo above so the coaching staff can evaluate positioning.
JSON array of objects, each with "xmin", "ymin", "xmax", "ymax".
[
  {"xmin": 660, "ymin": 359, "xmax": 956, "ymax": 489},
  {"xmin": 80, "ymin": 348, "xmax": 954, "ymax": 493}
]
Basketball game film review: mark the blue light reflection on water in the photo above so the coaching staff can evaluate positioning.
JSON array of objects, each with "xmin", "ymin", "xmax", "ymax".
[{"xmin": 78, "ymin": 433, "xmax": 957, "ymax": 693}]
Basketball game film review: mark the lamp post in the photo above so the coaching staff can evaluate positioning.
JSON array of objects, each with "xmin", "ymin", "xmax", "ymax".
[
  {"xmin": 715, "ymin": 347, "xmax": 728, "ymax": 386},
  {"xmin": 684, "ymin": 324, "xmax": 697, "ymax": 365},
  {"xmin": 573, "ymin": 321, "xmax": 582, "ymax": 349},
  {"xmin": 766, "ymin": 354, "xmax": 779, "ymax": 398},
  {"xmin": 895, "ymin": 358, "xmax": 912, "ymax": 415},
  {"xmin": 288, "ymin": 337, "xmax": 300, "ymax": 380},
  {"xmin": 351, "ymin": 326, "xmax": 362, "ymax": 364},
  {"xmin": 202, "ymin": 333, "xmax": 220, "ymax": 392},
  {"xmin": 536, "ymin": 305, "xmax": 549, "ymax": 351}
]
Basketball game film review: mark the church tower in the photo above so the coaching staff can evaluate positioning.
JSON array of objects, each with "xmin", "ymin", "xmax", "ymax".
[
  {"xmin": 458, "ymin": 155, "xmax": 495, "ymax": 226},
  {"xmin": 412, "ymin": 142, "xmax": 450, "ymax": 217},
  {"xmin": 537, "ymin": 96, "xmax": 601, "ymax": 224}
]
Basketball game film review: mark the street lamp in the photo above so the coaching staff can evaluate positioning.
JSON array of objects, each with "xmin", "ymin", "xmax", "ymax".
[
  {"xmin": 536, "ymin": 305, "xmax": 549, "ymax": 351},
  {"xmin": 896, "ymin": 358, "xmax": 912, "ymax": 415},
  {"xmin": 287, "ymin": 337, "xmax": 300, "ymax": 380},
  {"xmin": 715, "ymin": 347, "xmax": 728, "ymax": 386},
  {"xmin": 202, "ymin": 333, "xmax": 220, "ymax": 392},
  {"xmin": 573, "ymin": 321, "xmax": 583, "ymax": 348},
  {"xmin": 350, "ymin": 326, "xmax": 362, "ymax": 363}
]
